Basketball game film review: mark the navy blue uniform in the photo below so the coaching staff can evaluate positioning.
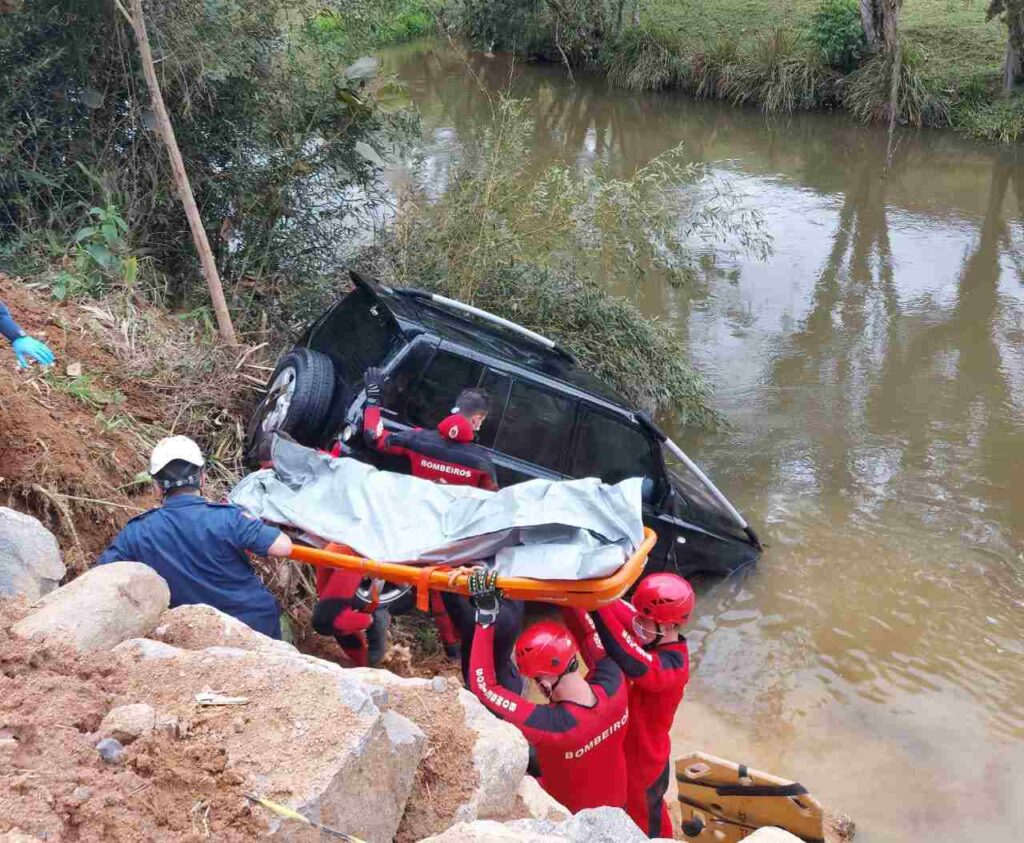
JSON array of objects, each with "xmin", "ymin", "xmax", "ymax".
[
  {"xmin": 97, "ymin": 495, "xmax": 284, "ymax": 638},
  {"xmin": 0, "ymin": 300, "xmax": 26, "ymax": 342}
]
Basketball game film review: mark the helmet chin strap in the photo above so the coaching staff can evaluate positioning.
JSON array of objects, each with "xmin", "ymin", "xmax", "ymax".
[
  {"xmin": 643, "ymin": 622, "xmax": 669, "ymax": 650},
  {"xmin": 538, "ymin": 656, "xmax": 578, "ymax": 699}
]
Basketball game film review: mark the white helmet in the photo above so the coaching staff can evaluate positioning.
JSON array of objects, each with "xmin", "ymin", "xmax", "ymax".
[{"xmin": 149, "ymin": 435, "xmax": 205, "ymax": 477}]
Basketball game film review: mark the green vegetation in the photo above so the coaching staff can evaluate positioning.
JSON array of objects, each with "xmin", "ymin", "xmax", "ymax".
[
  {"xmin": 451, "ymin": 0, "xmax": 1022, "ymax": 139},
  {"xmin": 357, "ymin": 96, "xmax": 769, "ymax": 423}
]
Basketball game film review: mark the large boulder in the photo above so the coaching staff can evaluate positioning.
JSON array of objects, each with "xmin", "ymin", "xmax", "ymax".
[
  {"xmin": 421, "ymin": 808, "xmax": 658, "ymax": 842},
  {"xmin": 117, "ymin": 640, "xmax": 426, "ymax": 843},
  {"xmin": 0, "ymin": 507, "xmax": 64, "ymax": 600},
  {"xmin": 516, "ymin": 776, "xmax": 570, "ymax": 823},
  {"xmin": 151, "ymin": 603, "xmax": 296, "ymax": 655},
  {"xmin": 11, "ymin": 561, "xmax": 168, "ymax": 650},
  {"xmin": 347, "ymin": 669, "xmax": 530, "ymax": 839}
]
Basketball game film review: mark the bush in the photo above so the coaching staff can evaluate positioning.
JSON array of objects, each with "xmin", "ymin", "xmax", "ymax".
[
  {"xmin": 603, "ymin": 24, "xmax": 688, "ymax": 91},
  {"xmin": 845, "ymin": 49, "xmax": 950, "ymax": 127},
  {"xmin": 725, "ymin": 29, "xmax": 831, "ymax": 114},
  {"xmin": 808, "ymin": 0, "xmax": 867, "ymax": 73},
  {"xmin": 954, "ymin": 94, "xmax": 1024, "ymax": 142},
  {"xmin": 353, "ymin": 95, "xmax": 770, "ymax": 422}
]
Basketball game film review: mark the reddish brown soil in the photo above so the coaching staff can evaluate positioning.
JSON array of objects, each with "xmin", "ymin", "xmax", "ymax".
[
  {"xmin": 0, "ymin": 600, "xmax": 266, "ymax": 841},
  {"xmin": 0, "ymin": 275, "xmax": 259, "ymax": 570},
  {"xmin": 392, "ymin": 686, "xmax": 478, "ymax": 843}
]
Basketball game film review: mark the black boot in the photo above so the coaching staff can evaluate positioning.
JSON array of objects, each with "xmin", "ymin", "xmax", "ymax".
[{"xmin": 366, "ymin": 608, "xmax": 390, "ymax": 666}]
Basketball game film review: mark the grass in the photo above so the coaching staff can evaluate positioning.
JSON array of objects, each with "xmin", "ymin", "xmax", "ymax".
[{"xmin": 596, "ymin": 0, "xmax": 1012, "ymax": 138}]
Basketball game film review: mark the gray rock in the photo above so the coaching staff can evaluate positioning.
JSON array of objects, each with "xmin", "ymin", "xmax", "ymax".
[
  {"xmin": 431, "ymin": 675, "xmax": 447, "ymax": 692},
  {"xmin": 0, "ymin": 507, "xmax": 64, "ymax": 600},
  {"xmin": 12, "ymin": 561, "xmax": 169, "ymax": 651},
  {"xmin": 421, "ymin": 820, "xmax": 564, "ymax": 842},
  {"xmin": 421, "ymin": 808, "xmax": 648, "ymax": 842},
  {"xmin": 557, "ymin": 807, "xmax": 647, "ymax": 842},
  {"xmin": 151, "ymin": 604, "xmax": 298, "ymax": 655},
  {"xmin": 516, "ymin": 776, "xmax": 570, "ymax": 823},
  {"xmin": 69, "ymin": 786, "xmax": 92, "ymax": 804},
  {"xmin": 95, "ymin": 737, "xmax": 124, "ymax": 764},
  {"xmin": 97, "ymin": 703, "xmax": 156, "ymax": 745},
  {"xmin": 745, "ymin": 829, "xmax": 805, "ymax": 843},
  {"xmin": 116, "ymin": 641, "xmax": 425, "ymax": 843},
  {"xmin": 456, "ymin": 687, "xmax": 530, "ymax": 822}
]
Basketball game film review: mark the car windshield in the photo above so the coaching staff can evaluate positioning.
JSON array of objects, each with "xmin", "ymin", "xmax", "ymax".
[{"xmin": 662, "ymin": 447, "xmax": 749, "ymax": 542}]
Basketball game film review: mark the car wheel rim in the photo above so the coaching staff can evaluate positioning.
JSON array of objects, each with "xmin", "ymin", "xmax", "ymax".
[
  {"xmin": 357, "ymin": 578, "xmax": 413, "ymax": 607},
  {"xmin": 261, "ymin": 367, "xmax": 297, "ymax": 434}
]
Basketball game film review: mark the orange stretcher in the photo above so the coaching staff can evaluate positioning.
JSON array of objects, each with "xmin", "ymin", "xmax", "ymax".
[{"xmin": 288, "ymin": 527, "xmax": 657, "ymax": 610}]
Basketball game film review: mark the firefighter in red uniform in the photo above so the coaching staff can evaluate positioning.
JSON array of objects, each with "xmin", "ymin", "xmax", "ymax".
[
  {"xmin": 589, "ymin": 573, "xmax": 694, "ymax": 838},
  {"xmin": 312, "ymin": 368, "xmax": 499, "ymax": 665},
  {"xmin": 467, "ymin": 569, "xmax": 630, "ymax": 814}
]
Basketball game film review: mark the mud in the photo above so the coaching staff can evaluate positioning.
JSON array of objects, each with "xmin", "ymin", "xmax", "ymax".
[{"xmin": 0, "ymin": 600, "xmax": 265, "ymax": 841}]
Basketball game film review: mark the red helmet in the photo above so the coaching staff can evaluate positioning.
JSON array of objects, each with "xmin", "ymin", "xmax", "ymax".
[
  {"xmin": 633, "ymin": 574, "xmax": 695, "ymax": 626},
  {"xmin": 514, "ymin": 621, "xmax": 577, "ymax": 678}
]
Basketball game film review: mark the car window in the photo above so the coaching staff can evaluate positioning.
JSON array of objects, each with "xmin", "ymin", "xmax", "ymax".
[
  {"xmin": 309, "ymin": 287, "xmax": 400, "ymax": 384},
  {"xmin": 571, "ymin": 409, "xmax": 657, "ymax": 484},
  {"xmin": 494, "ymin": 381, "xmax": 575, "ymax": 473},
  {"xmin": 475, "ymin": 369, "xmax": 512, "ymax": 449},
  {"xmin": 380, "ymin": 341, "xmax": 435, "ymax": 418},
  {"xmin": 406, "ymin": 351, "xmax": 483, "ymax": 429}
]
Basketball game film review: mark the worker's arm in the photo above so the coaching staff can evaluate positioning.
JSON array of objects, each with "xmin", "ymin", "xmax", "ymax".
[
  {"xmin": 234, "ymin": 509, "xmax": 289, "ymax": 558},
  {"xmin": 590, "ymin": 602, "xmax": 681, "ymax": 692},
  {"xmin": 361, "ymin": 367, "xmax": 414, "ymax": 457},
  {"xmin": 469, "ymin": 622, "xmax": 577, "ymax": 747},
  {"xmin": 95, "ymin": 527, "xmax": 134, "ymax": 566},
  {"xmin": 561, "ymin": 606, "xmax": 606, "ymax": 671},
  {"xmin": 266, "ymin": 532, "xmax": 293, "ymax": 558},
  {"xmin": 0, "ymin": 300, "xmax": 24, "ymax": 342}
]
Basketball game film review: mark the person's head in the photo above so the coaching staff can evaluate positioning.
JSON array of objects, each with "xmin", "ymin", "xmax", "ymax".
[
  {"xmin": 514, "ymin": 620, "xmax": 581, "ymax": 701},
  {"xmin": 149, "ymin": 435, "xmax": 206, "ymax": 499},
  {"xmin": 452, "ymin": 388, "xmax": 490, "ymax": 432},
  {"xmin": 631, "ymin": 573, "xmax": 695, "ymax": 648}
]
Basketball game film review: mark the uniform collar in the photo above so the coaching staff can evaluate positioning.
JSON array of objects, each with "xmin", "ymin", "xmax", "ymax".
[{"xmin": 162, "ymin": 493, "xmax": 207, "ymax": 508}]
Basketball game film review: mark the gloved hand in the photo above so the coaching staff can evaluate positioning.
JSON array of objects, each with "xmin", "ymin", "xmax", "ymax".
[
  {"xmin": 12, "ymin": 336, "xmax": 55, "ymax": 369},
  {"xmin": 364, "ymin": 366, "xmax": 384, "ymax": 405},
  {"xmin": 468, "ymin": 567, "xmax": 501, "ymax": 628}
]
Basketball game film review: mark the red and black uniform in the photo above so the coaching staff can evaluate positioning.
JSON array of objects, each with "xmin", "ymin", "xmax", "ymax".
[
  {"xmin": 591, "ymin": 602, "xmax": 690, "ymax": 837},
  {"xmin": 311, "ymin": 566, "xmax": 373, "ymax": 666},
  {"xmin": 468, "ymin": 611, "xmax": 630, "ymax": 813},
  {"xmin": 362, "ymin": 405, "xmax": 498, "ymax": 491},
  {"xmin": 361, "ymin": 404, "xmax": 499, "ymax": 653}
]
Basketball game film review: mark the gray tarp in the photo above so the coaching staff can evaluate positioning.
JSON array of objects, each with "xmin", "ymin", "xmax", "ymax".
[{"xmin": 228, "ymin": 437, "xmax": 645, "ymax": 580}]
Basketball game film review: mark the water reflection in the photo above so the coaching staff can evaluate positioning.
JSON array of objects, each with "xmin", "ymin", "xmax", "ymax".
[{"xmin": 382, "ymin": 41, "xmax": 1024, "ymax": 841}]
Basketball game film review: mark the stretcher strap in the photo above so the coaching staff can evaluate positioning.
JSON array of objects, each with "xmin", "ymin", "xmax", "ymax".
[
  {"xmin": 416, "ymin": 565, "xmax": 450, "ymax": 612},
  {"xmin": 676, "ymin": 774, "xmax": 808, "ymax": 798}
]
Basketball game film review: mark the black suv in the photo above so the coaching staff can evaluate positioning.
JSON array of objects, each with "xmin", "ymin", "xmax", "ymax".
[{"xmin": 247, "ymin": 272, "xmax": 761, "ymax": 591}]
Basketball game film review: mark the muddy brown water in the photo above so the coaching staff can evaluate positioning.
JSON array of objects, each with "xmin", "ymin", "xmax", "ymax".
[{"xmin": 381, "ymin": 42, "xmax": 1024, "ymax": 841}]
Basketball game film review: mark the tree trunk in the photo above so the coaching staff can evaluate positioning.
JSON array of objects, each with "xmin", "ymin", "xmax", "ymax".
[
  {"xmin": 880, "ymin": 0, "xmax": 902, "ymax": 56},
  {"xmin": 122, "ymin": 0, "xmax": 237, "ymax": 346},
  {"xmin": 1004, "ymin": 10, "xmax": 1024, "ymax": 94},
  {"xmin": 859, "ymin": 0, "xmax": 882, "ymax": 53},
  {"xmin": 631, "ymin": 0, "xmax": 640, "ymax": 27}
]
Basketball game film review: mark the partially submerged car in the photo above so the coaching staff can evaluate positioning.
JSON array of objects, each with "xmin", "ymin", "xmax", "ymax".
[{"xmin": 246, "ymin": 272, "xmax": 761, "ymax": 605}]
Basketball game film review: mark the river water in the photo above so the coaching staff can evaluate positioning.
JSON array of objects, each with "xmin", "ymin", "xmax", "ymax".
[{"xmin": 381, "ymin": 42, "xmax": 1024, "ymax": 841}]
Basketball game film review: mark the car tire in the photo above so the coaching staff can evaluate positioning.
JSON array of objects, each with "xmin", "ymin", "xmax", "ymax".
[
  {"xmin": 355, "ymin": 579, "xmax": 417, "ymax": 616},
  {"xmin": 245, "ymin": 348, "xmax": 335, "ymax": 464}
]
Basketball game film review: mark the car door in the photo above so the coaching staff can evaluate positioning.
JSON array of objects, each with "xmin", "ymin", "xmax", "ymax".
[{"xmin": 483, "ymin": 376, "xmax": 577, "ymax": 486}]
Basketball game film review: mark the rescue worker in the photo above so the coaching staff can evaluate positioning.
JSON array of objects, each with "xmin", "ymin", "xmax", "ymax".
[
  {"xmin": 467, "ymin": 569, "xmax": 630, "ymax": 814},
  {"xmin": 313, "ymin": 367, "xmax": 501, "ymax": 668},
  {"xmin": 360, "ymin": 368, "xmax": 498, "ymax": 491},
  {"xmin": 97, "ymin": 436, "xmax": 293, "ymax": 638},
  {"xmin": 0, "ymin": 299, "xmax": 55, "ymax": 368},
  {"xmin": 589, "ymin": 573, "xmax": 694, "ymax": 837}
]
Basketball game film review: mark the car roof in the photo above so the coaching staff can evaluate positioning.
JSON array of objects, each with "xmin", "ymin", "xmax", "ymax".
[{"xmin": 373, "ymin": 284, "xmax": 631, "ymax": 410}]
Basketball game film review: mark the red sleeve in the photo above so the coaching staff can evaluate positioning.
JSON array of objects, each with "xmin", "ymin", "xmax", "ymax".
[
  {"xmin": 362, "ymin": 404, "xmax": 411, "ymax": 458},
  {"xmin": 479, "ymin": 471, "xmax": 499, "ymax": 491},
  {"xmin": 591, "ymin": 602, "xmax": 679, "ymax": 693},
  {"xmin": 561, "ymin": 607, "xmax": 606, "ymax": 670},
  {"xmin": 469, "ymin": 624, "xmax": 578, "ymax": 747}
]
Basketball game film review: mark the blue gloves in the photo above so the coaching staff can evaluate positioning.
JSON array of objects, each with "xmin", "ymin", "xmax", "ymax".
[{"xmin": 12, "ymin": 336, "xmax": 55, "ymax": 369}]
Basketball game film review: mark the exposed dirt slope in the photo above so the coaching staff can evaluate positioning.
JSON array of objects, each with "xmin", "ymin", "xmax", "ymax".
[
  {"xmin": 0, "ymin": 600, "xmax": 265, "ymax": 841},
  {"xmin": 0, "ymin": 275, "xmax": 260, "ymax": 569}
]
